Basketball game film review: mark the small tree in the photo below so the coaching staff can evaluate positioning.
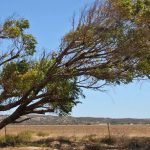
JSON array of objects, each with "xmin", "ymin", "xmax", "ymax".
[{"xmin": 0, "ymin": 0, "xmax": 150, "ymax": 129}]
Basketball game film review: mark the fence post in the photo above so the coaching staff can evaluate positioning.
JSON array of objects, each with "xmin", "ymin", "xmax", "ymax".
[
  {"xmin": 107, "ymin": 123, "xmax": 111, "ymax": 139},
  {"xmin": 4, "ymin": 126, "xmax": 7, "ymax": 142}
]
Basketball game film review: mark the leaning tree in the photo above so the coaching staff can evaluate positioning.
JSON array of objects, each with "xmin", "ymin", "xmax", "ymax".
[{"xmin": 0, "ymin": 0, "xmax": 150, "ymax": 129}]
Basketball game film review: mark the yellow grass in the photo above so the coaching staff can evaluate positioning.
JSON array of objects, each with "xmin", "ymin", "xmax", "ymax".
[
  {"xmin": 1, "ymin": 124, "xmax": 150, "ymax": 149},
  {"xmin": 1, "ymin": 124, "xmax": 150, "ymax": 138}
]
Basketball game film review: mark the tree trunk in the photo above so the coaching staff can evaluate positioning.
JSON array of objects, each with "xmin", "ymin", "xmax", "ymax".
[
  {"xmin": 0, "ymin": 114, "xmax": 19, "ymax": 129},
  {"xmin": 0, "ymin": 105, "xmax": 26, "ymax": 129}
]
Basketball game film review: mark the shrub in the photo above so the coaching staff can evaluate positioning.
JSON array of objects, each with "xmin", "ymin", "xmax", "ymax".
[
  {"xmin": 57, "ymin": 136, "xmax": 71, "ymax": 144},
  {"xmin": 101, "ymin": 136, "xmax": 116, "ymax": 145}
]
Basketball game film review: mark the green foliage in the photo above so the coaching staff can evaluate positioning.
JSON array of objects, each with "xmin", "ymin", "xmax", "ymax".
[
  {"xmin": 0, "ymin": 57, "xmax": 83, "ymax": 114},
  {"xmin": 0, "ymin": 60, "xmax": 34, "ymax": 94},
  {"xmin": 109, "ymin": 0, "xmax": 133, "ymax": 19},
  {"xmin": 3, "ymin": 19, "xmax": 30, "ymax": 38},
  {"xmin": 2, "ymin": 18, "xmax": 37, "ymax": 56},
  {"xmin": 23, "ymin": 34, "xmax": 37, "ymax": 55},
  {"xmin": 3, "ymin": 20, "xmax": 21, "ymax": 38},
  {"xmin": 16, "ymin": 19, "xmax": 30, "ymax": 29},
  {"xmin": 64, "ymin": 0, "xmax": 150, "ymax": 85},
  {"xmin": 47, "ymin": 79, "xmax": 83, "ymax": 115},
  {"xmin": 31, "ymin": 59, "xmax": 84, "ymax": 115}
]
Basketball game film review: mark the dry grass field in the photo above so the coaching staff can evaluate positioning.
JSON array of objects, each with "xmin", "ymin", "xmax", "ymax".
[
  {"xmin": 1, "ymin": 124, "xmax": 150, "ymax": 137},
  {"xmin": 1, "ymin": 124, "xmax": 150, "ymax": 149}
]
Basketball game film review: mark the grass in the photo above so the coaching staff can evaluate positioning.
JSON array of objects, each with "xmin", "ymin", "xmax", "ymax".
[
  {"xmin": 1, "ymin": 124, "xmax": 150, "ymax": 149},
  {"xmin": 0, "ymin": 131, "xmax": 33, "ymax": 146},
  {"xmin": 1, "ymin": 124, "xmax": 150, "ymax": 138},
  {"xmin": 36, "ymin": 131, "xmax": 49, "ymax": 137},
  {"xmin": 1, "ymin": 133, "xmax": 150, "ymax": 149},
  {"xmin": 81, "ymin": 134, "xmax": 99, "ymax": 143},
  {"xmin": 16, "ymin": 131, "xmax": 33, "ymax": 144}
]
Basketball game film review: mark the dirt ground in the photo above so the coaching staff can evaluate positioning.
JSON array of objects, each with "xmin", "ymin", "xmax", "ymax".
[{"xmin": 0, "ymin": 147, "xmax": 50, "ymax": 150}]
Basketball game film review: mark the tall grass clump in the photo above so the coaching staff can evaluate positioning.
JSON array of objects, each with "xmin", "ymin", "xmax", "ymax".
[
  {"xmin": 0, "ymin": 131, "xmax": 33, "ymax": 146},
  {"xmin": 16, "ymin": 131, "xmax": 33, "ymax": 144},
  {"xmin": 37, "ymin": 131, "xmax": 49, "ymax": 137}
]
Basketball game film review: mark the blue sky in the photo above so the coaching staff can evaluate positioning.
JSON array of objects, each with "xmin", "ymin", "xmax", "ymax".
[{"xmin": 0, "ymin": 0, "xmax": 150, "ymax": 118}]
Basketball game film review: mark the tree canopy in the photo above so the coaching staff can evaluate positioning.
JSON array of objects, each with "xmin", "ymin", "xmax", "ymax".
[{"xmin": 0, "ymin": 0, "xmax": 150, "ymax": 129}]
